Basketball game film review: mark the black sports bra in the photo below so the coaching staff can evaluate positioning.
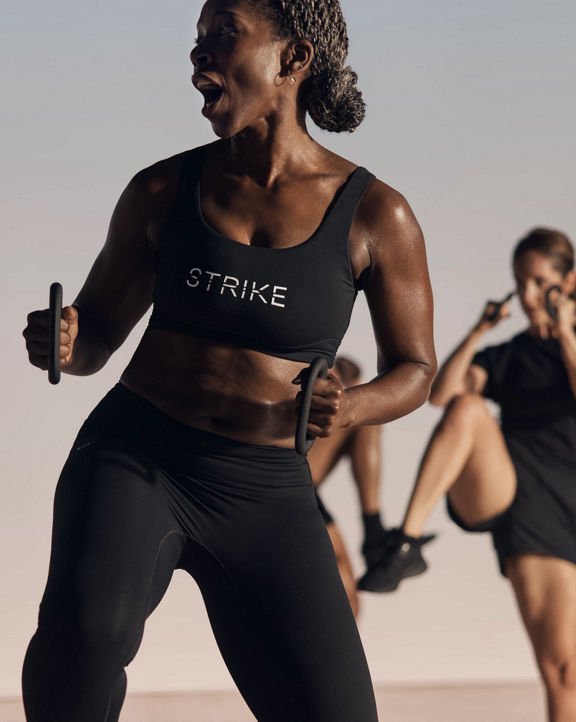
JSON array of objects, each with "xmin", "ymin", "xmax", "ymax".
[{"xmin": 148, "ymin": 143, "xmax": 375, "ymax": 364}]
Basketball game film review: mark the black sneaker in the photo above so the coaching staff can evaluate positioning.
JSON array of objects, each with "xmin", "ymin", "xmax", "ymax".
[
  {"xmin": 361, "ymin": 528, "xmax": 436, "ymax": 568},
  {"xmin": 361, "ymin": 528, "xmax": 401, "ymax": 567},
  {"xmin": 357, "ymin": 532, "xmax": 431, "ymax": 593}
]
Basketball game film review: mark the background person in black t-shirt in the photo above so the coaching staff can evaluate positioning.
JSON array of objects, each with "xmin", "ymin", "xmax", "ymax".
[{"xmin": 360, "ymin": 227, "xmax": 576, "ymax": 722}]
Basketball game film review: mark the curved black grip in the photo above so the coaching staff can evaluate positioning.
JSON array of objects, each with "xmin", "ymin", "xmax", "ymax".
[
  {"xmin": 49, "ymin": 282, "xmax": 63, "ymax": 385},
  {"xmin": 486, "ymin": 290, "xmax": 515, "ymax": 322},
  {"xmin": 295, "ymin": 357, "xmax": 329, "ymax": 456},
  {"xmin": 545, "ymin": 285, "xmax": 562, "ymax": 321}
]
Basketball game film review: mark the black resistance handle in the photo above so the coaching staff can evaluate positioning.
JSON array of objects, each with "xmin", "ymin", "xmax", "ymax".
[
  {"xmin": 487, "ymin": 290, "xmax": 515, "ymax": 322},
  {"xmin": 48, "ymin": 282, "xmax": 63, "ymax": 385},
  {"xmin": 545, "ymin": 285, "xmax": 562, "ymax": 322},
  {"xmin": 295, "ymin": 357, "xmax": 329, "ymax": 456}
]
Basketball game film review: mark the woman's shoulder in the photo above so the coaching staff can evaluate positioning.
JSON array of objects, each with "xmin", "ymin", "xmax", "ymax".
[
  {"xmin": 348, "ymin": 169, "xmax": 423, "ymax": 259},
  {"xmin": 132, "ymin": 143, "xmax": 215, "ymax": 194},
  {"xmin": 356, "ymin": 175, "xmax": 411, "ymax": 224},
  {"xmin": 325, "ymin": 148, "xmax": 418, "ymax": 236},
  {"xmin": 117, "ymin": 142, "xmax": 217, "ymax": 216}
]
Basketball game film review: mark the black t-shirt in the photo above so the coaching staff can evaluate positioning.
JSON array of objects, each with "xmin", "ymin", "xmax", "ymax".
[{"xmin": 472, "ymin": 331, "xmax": 576, "ymax": 451}]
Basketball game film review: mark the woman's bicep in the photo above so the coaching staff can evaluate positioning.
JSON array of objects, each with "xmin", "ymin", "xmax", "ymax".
[
  {"xmin": 73, "ymin": 172, "xmax": 157, "ymax": 352},
  {"xmin": 361, "ymin": 186, "xmax": 436, "ymax": 375}
]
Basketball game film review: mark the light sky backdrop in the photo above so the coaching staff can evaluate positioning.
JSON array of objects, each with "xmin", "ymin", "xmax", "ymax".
[{"xmin": 1, "ymin": 0, "xmax": 575, "ymax": 702}]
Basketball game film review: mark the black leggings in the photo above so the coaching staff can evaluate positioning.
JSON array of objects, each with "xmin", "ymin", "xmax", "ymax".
[{"xmin": 23, "ymin": 384, "xmax": 378, "ymax": 722}]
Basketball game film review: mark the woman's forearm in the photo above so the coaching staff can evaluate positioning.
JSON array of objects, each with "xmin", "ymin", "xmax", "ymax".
[
  {"xmin": 429, "ymin": 325, "xmax": 486, "ymax": 406},
  {"xmin": 63, "ymin": 312, "xmax": 112, "ymax": 376},
  {"xmin": 341, "ymin": 359, "xmax": 436, "ymax": 427}
]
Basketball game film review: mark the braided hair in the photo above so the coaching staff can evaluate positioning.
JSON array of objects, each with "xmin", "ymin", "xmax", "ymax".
[{"xmin": 248, "ymin": 0, "xmax": 365, "ymax": 133}]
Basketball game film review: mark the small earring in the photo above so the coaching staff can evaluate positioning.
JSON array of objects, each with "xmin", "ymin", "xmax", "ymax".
[
  {"xmin": 289, "ymin": 73, "xmax": 296, "ymax": 84},
  {"xmin": 274, "ymin": 72, "xmax": 287, "ymax": 87}
]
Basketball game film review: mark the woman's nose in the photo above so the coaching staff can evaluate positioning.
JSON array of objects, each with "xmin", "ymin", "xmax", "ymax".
[
  {"xmin": 523, "ymin": 282, "xmax": 541, "ymax": 307},
  {"xmin": 190, "ymin": 44, "xmax": 211, "ymax": 68}
]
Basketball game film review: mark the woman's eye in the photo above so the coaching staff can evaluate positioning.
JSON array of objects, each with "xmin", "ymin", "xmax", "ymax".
[{"xmin": 218, "ymin": 24, "xmax": 235, "ymax": 36}]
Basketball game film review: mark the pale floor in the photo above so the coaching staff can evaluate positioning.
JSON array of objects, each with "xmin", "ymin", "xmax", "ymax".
[{"xmin": 2, "ymin": 681, "xmax": 544, "ymax": 721}]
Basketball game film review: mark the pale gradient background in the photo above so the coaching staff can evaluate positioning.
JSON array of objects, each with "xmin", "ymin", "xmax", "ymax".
[{"xmin": 1, "ymin": 0, "xmax": 575, "ymax": 700}]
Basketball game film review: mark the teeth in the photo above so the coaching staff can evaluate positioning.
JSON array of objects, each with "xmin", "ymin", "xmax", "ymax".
[
  {"xmin": 193, "ymin": 76, "xmax": 223, "ymax": 108},
  {"xmin": 196, "ymin": 77, "xmax": 220, "ymax": 91}
]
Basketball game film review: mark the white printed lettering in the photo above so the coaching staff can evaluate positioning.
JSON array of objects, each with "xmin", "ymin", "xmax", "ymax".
[
  {"xmin": 250, "ymin": 283, "xmax": 269, "ymax": 303},
  {"xmin": 185, "ymin": 267, "xmax": 287, "ymax": 308},
  {"xmin": 221, "ymin": 275, "xmax": 239, "ymax": 297},
  {"xmin": 186, "ymin": 267, "xmax": 202, "ymax": 288},
  {"xmin": 204, "ymin": 271, "xmax": 222, "ymax": 291},
  {"xmin": 271, "ymin": 286, "xmax": 287, "ymax": 308}
]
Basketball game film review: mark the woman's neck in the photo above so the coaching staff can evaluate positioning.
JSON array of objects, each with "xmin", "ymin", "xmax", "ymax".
[{"xmin": 227, "ymin": 124, "xmax": 321, "ymax": 186}]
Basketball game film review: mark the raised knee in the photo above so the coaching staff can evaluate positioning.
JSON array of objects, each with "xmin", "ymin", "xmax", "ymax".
[
  {"xmin": 443, "ymin": 392, "xmax": 488, "ymax": 425},
  {"xmin": 446, "ymin": 392, "xmax": 486, "ymax": 413}
]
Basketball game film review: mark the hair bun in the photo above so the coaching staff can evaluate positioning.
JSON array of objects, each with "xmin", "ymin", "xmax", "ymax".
[{"xmin": 306, "ymin": 66, "xmax": 365, "ymax": 133}]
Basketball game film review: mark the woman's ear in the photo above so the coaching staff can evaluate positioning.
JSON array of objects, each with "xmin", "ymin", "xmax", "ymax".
[{"xmin": 282, "ymin": 38, "xmax": 314, "ymax": 80}]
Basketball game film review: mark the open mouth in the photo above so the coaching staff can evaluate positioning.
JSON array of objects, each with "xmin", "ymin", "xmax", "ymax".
[
  {"xmin": 202, "ymin": 86, "xmax": 223, "ymax": 105},
  {"xmin": 194, "ymin": 76, "xmax": 224, "ymax": 108}
]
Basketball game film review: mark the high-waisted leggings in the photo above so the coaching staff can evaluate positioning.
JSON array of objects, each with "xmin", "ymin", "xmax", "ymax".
[{"xmin": 22, "ymin": 383, "xmax": 378, "ymax": 721}]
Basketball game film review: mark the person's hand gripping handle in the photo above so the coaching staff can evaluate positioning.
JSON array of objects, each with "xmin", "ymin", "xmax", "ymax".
[
  {"xmin": 295, "ymin": 357, "xmax": 329, "ymax": 455},
  {"xmin": 23, "ymin": 284, "xmax": 79, "ymax": 381},
  {"xmin": 49, "ymin": 283, "xmax": 63, "ymax": 384}
]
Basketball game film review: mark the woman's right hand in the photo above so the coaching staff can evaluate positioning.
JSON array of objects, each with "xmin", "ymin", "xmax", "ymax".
[
  {"xmin": 23, "ymin": 306, "xmax": 79, "ymax": 371},
  {"xmin": 475, "ymin": 295, "xmax": 512, "ymax": 333}
]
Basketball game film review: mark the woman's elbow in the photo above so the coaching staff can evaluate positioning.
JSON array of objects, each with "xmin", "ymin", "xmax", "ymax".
[{"xmin": 415, "ymin": 359, "xmax": 438, "ymax": 407}]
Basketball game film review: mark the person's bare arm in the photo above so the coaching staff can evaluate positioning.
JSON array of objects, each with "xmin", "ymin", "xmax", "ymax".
[
  {"xmin": 429, "ymin": 297, "xmax": 512, "ymax": 406},
  {"xmin": 23, "ymin": 157, "xmax": 182, "ymax": 375},
  {"xmin": 307, "ymin": 181, "xmax": 437, "ymax": 436}
]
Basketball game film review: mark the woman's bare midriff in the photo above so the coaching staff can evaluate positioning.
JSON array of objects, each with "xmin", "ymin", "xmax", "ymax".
[{"xmin": 120, "ymin": 328, "xmax": 309, "ymax": 447}]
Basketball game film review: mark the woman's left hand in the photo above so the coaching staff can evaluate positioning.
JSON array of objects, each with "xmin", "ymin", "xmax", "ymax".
[
  {"xmin": 550, "ymin": 291, "xmax": 576, "ymax": 338},
  {"xmin": 305, "ymin": 372, "xmax": 350, "ymax": 438}
]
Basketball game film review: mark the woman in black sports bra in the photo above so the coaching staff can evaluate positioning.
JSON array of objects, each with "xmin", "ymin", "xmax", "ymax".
[{"xmin": 22, "ymin": 1, "xmax": 436, "ymax": 720}]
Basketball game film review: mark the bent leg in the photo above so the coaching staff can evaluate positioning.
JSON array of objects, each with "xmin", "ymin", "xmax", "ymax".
[
  {"xmin": 23, "ymin": 439, "xmax": 183, "ymax": 722},
  {"xmin": 403, "ymin": 393, "xmax": 516, "ymax": 536},
  {"xmin": 350, "ymin": 424, "xmax": 383, "ymax": 515},
  {"xmin": 314, "ymin": 489, "xmax": 359, "ymax": 616},
  {"xmin": 350, "ymin": 425, "xmax": 391, "ymax": 560},
  {"xmin": 326, "ymin": 521, "xmax": 361, "ymax": 618},
  {"xmin": 507, "ymin": 555, "xmax": 576, "ymax": 722},
  {"xmin": 194, "ymin": 493, "xmax": 378, "ymax": 722}
]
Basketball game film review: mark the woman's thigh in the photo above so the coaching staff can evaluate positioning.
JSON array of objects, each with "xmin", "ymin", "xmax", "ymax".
[
  {"xmin": 23, "ymin": 436, "xmax": 185, "ymax": 721},
  {"xmin": 38, "ymin": 436, "xmax": 183, "ymax": 651},
  {"xmin": 195, "ymin": 499, "xmax": 378, "ymax": 722},
  {"xmin": 446, "ymin": 394, "xmax": 517, "ymax": 527},
  {"xmin": 506, "ymin": 554, "xmax": 576, "ymax": 674}
]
